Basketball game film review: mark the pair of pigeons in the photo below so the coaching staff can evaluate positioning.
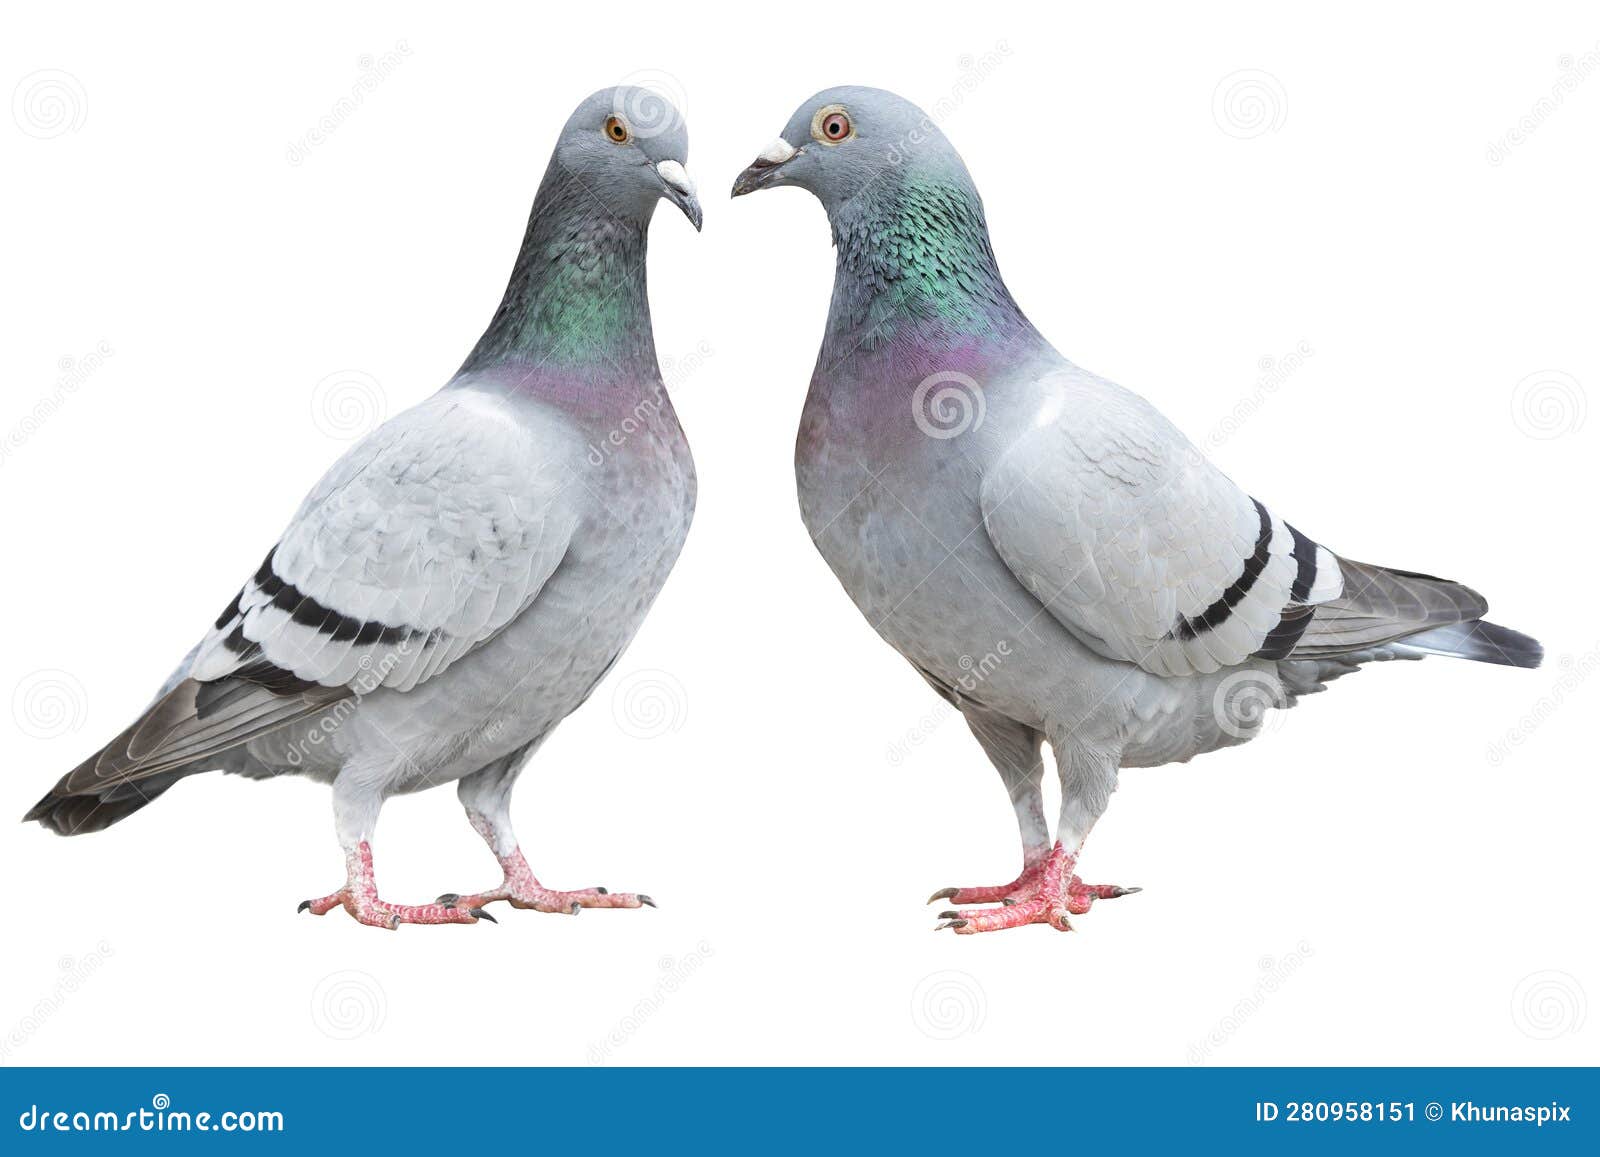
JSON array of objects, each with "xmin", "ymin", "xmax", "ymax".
[{"xmin": 27, "ymin": 86, "xmax": 1541, "ymax": 934}]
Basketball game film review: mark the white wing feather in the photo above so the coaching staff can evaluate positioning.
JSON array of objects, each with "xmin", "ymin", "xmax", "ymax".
[
  {"xmin": 191, "ymin": 389, "xmax": 581, "ymax": 694},
  {"xmin": 980, "ymin": 370, "xmax": 1341, "ymax": 677}
]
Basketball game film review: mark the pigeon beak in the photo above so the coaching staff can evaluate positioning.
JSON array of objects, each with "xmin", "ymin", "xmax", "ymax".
[
  {"xmin": 656, "ymin": 160, "xmax": 703, "ymax": 232},
  {"xmin": 731, "ymin": 138, "xmax": 800, "ymax": 198}
]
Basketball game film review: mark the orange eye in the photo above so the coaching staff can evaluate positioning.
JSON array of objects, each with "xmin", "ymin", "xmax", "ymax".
[
  {"xmin": 812, "ymin": 105, "xmax": 853, "ymax": 145},
  {"xmin": 603, "ymin": 115, "xmax": 630, "ymax": 144}
]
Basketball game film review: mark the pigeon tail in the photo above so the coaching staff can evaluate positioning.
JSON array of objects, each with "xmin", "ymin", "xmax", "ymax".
[
  {"xmin": 24, "ymin": 769, "xmax": 190, "ymax": 836},
  {"xmin": 1391, "ymin": 619, "xmax": 1544, "ymax": 668}
]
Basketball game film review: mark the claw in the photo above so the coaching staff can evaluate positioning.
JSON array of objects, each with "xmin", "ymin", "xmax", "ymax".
[
  {"xmin": 469, "ymin": 908, "xmax": 497, "ymax": 924},
  {"xmin": 433, "ymin": 855, "xmax": 651, "ymax": 918},
  {"xmin": 297, "ymin": 900, "xmax": 312, "ymax": 913},
  {"xmin": 925, "ymin": 843, "xmax": 1133, "ymax": 934},
  {"xmin": 639, "ymin": 894, "xmax": 656, "ymax": 908}
]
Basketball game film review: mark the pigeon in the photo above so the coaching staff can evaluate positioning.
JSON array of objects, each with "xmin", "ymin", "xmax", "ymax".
[
  {"xmin": 26, "ymin": 86, "xmax": 702, "ymax": 929},
  {"xmin": 732, "ymin": 87, "xmax": 1541, "ymax": 934}
]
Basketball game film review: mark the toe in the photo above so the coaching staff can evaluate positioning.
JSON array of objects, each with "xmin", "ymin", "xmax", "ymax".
[
  {"xmin": 299, "ymin": 892, "xmax": 347, "ymax": 917},
  {"xmin": 947, "ymin": 897, "xmax": 1052, "ymax": 933},
  {"xmin": 567, "ymin": 890, "xmax": 650, "ymax": 910}
]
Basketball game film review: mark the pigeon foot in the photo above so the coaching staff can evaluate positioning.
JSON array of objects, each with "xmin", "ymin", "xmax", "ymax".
[
  {"xmin": 298, "ymin": 841, "xmax": 493, "ymax": 929},
  {"xmin": 931, "ymin": 842, "xmax": 1140, "ymax": 934},
  {"xmin": 437, "ymin": 847, "xmax": 655, "ymax": 915}
]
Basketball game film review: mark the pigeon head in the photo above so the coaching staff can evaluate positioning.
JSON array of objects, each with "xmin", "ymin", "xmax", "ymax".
[
  {"xmin": 732, "ymin": 87, "xmax": 1032, "ymax": 360},
  {"xmin": 730, "ymin": 86, "xmax": 969, "ymax": 211},
  {"xmin": 551, "ymin": 86, "xmax": 702, "ymax": 231},
  {"xmin": 458, "ymin": 86, "xmax": 701, "ymax": 375}
]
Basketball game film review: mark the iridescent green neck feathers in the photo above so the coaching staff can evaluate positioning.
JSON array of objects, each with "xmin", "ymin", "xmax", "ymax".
[
  {"xmin": 462, "ymin": 165, "xmax": 656, "ymax": 377},
  {"xmin": 822, "ymin": 172, "xmax": 1036, "ymax": 364}
]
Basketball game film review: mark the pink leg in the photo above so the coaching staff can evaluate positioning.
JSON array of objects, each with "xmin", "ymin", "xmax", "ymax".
[
  {"xmin": 436, "ymin": 811, "xmax": 654, "ymax": 915},
  {"xmin": 437, "ymin": 847, "xmax": 653, "ymax": 914},
  {"xmin": 299, "ymin": 842, "xmax": 493, "ymax": 930},
  {"xmin": 927, "ymin": 851, "xmax": 1049, "ymax": 907},
  {"xmin": 932, "ymin": 842, "xmax": 1141, "ymax": 934}
]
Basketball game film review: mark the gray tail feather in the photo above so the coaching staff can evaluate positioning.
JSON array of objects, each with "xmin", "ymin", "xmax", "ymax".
[
  {"xmin": 24, "ymin": 770, "xmax": 189, "ymax": 836},
  {"xmin": 1391, "ymin": 619, "xmax": 1544, "ymax": 669}
]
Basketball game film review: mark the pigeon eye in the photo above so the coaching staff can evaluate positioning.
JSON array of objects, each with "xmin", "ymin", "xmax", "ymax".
[
  {"xmin": 812, "ymin": 106, "xmax": 853, "ymax": 145},
  {"xmin": 603, "ymin": 116, "xmax": 631, "ymax": 144}
]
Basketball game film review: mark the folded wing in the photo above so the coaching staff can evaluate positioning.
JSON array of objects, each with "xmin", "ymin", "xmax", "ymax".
[
  {"xmin": 981, "ymin": 370, "xmax": 1344, "ymax": 678},
  {"xmin": 33, "ymin": 390, "xmax": 581, "ymax": 826}
]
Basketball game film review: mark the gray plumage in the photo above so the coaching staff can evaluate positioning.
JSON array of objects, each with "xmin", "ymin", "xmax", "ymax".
[
  {"xmin": 733, "ymin": 87, "xmax": 1540, "ymax": 931},
  {"xmin": 28, "ymin": 88, "xmax": 701, "ymax": 927}
]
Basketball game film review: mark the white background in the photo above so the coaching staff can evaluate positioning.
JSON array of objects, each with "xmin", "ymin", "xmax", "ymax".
[{"xmin": 2, "ymin": 2, "xmax": 1595, "ymax": 1067}]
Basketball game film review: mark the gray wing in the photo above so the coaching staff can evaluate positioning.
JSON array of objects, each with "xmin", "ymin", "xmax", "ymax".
[
  {"xmin": 35, "ymin": 390, "xmax": 582, "ymax": 816},
  {"xmin": 978, "ymin": 369, "xmax": 1505, "ymax": 678},
  {"xmin": 980, "ymin": 370, "xmax": 1343, "ymax": 677}
]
